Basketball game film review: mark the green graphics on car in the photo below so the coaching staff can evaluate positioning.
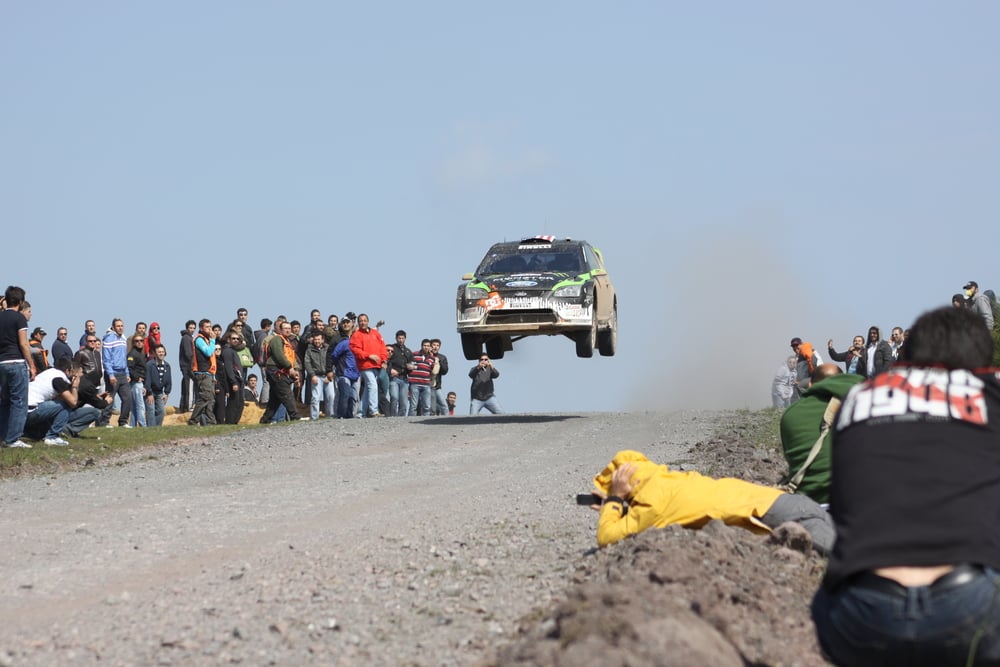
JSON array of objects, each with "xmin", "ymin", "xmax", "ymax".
[{"xmin": 456, "ymin": 235, "xmax": 617, "ymax": 360}]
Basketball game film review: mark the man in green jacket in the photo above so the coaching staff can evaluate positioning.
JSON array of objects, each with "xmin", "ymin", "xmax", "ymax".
[{"xmin": 779, "ymin": 364, "xmax": 863, "ymax": 505}]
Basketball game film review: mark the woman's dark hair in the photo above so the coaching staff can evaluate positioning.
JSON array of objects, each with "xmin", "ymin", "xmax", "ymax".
[{"xmin": 900, "ymin": 307, "xmax": 993, "ymax": 369}]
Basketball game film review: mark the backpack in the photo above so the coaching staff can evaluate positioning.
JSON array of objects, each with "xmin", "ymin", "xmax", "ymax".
[
  {"xmin": 237, "ymin": 346, "xmax": 255, "ymax": 369},
  {"xmin": 257, "ymin": 333, "xmax": 275, "ymax": 366}
]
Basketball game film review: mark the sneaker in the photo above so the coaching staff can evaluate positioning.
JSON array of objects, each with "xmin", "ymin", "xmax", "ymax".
[
  {"xmin": 122, "ymin": 424, "xmax": 132, "ymax": 429},
  {"xmin": 105, "ymin": 424, "xmax": 114, "ymax": 428},
  {"xmin": 4, "ymin": 440, "xmax": 32, "ymax": 449},
  {"xmin": 44, "ymin": 437, "xmax": 70, "ymax": 446}
]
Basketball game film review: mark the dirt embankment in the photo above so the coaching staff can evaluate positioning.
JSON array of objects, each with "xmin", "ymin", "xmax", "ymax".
[{"xmin": 481, "ymin": 412, "xmax": 828, "ymax": 667}]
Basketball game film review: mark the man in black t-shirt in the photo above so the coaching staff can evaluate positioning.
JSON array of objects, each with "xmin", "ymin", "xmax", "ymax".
[
  {"xmin": 0, "ymin": 286, "xmax": 37, "ymax": 448},
  {"xmin": 812, "ymin": 307, "xmax": 1000, "ymax": 667}
]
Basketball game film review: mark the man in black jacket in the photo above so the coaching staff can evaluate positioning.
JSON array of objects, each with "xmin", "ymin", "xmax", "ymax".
[
  {"xmin": 144, "ymin": 344, "xmax": 172, "ymax": 426},
  {"xmin": 177, "ymin": 319, "xmax": 196, "ymax": 413},
  {"xmin": 469, "ymin": 355, "xmax": 502, "ymax": 415},
  {"xmin": 220, "ymin": 333, "xmax": 245, "ymax": 424},
  {"xmin": 827, "ymin": 335, "xmax": 867, "ymax": 376},
  {"xmin": 863, "ymin": 325, "xmax": 894, "ymax": 378},
  {"xmin": 74, "ymin": 335, "xmax": 110, "ymax": 426}
]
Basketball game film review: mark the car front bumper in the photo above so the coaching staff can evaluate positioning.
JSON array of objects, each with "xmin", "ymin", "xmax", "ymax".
[{"xmin": 457, "ymin": 296, "xmax": 594, "ymax": 336}]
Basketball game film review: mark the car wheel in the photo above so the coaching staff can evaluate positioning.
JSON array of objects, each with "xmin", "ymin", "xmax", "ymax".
[
  {"xmin": 485, "ymin": 337, "xmax": 505, "ymax": 359},
  {"xmin": 461, "ymin": 334, "xmax": 482, "ymax": 360},
  {"xmin": 575, "ymin": 314, "xmax": 596, "ymax": 358},
  {"xmin": 598, "ymin": 303, "xmax": 617, "ymax": 357}
]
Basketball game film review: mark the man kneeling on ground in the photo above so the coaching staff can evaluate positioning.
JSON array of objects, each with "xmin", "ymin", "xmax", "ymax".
[
  {"xmin": 812, "ymin": 306, "xmax": 1000, "ymax": 666},
  {"xmin": 24, "ymin": 357, "xmax": 100, "ymax": 445},
  {"xmin": 590, "ymin": 450, "xmax": 834, "ymax": 554}
]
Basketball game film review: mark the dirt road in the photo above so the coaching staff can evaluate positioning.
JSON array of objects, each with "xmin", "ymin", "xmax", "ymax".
[{"xmin": 0, "ymin": 411, "xmax": 725, "ymax": 666}]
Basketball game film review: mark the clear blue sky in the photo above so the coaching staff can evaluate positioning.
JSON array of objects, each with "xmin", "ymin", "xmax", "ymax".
[{"xmin": 3, "ymin": 3, "xmax": 997, "ymax": 412}]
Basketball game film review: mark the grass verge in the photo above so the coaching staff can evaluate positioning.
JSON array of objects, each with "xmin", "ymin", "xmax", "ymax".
[{"xmin": 0, "ymin": 422, "xmax": 269, "ymax": 479}]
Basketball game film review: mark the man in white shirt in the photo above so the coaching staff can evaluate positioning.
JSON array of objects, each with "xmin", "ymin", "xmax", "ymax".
[{"xmin": 24, "ymin": 358, "xmax": 100, "ymax": 445}]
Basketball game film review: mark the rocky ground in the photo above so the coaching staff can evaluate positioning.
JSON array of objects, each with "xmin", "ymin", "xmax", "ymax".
[
  {"xmin": 482, "ymin": 412, "xmax": 828, "ymax": 667},
  {"xmin": 0, "ymin": 409, "xmax": 827, "ymax": 667}
]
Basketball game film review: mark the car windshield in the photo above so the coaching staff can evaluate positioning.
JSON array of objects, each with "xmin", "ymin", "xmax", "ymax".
[{"xmin": 478, "ymin": 250, "xmax": 584, "ymax": 275}]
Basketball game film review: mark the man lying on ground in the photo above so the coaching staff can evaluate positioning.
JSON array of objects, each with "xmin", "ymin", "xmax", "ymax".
[{"xmin": 590, "ymin": 449, "xmax": 834, "ymax": 554}]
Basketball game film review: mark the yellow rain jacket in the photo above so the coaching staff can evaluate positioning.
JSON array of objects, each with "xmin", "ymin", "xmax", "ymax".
[{"xmin": 593, "ymin": 450, "xmax": 784, "ymax": 547}]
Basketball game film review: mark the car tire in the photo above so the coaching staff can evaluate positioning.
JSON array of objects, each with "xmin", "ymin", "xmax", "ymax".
[
  {"xmin": 461, "ymin": 334, "xmax": 482, "ymax": 360},
  {"xmin": 485, "ymin": 337, "xmax": 505, "ymax": 359},
  {"xmin": 598, "ymin": 303, "xmax": 617, "ymax": 357},
  {"xmin": 575, "ymin": 315, "xmax": 596, "ymax": 358}
]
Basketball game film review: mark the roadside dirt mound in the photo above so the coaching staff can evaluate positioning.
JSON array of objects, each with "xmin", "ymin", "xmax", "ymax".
[{"xmin": 483, "ymin": 411, "xmax": 829, "ymax": 667}]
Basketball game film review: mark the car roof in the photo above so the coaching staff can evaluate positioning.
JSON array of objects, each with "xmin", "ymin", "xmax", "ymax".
[{"xmin": 489, "ymin": 236, "xmax": 590, "ymax": 252}]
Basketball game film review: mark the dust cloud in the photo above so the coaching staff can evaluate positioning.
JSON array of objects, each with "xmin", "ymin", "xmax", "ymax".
[{"xmin": 628, "ymin": 229, "xmax": 840, "ymax": 411}]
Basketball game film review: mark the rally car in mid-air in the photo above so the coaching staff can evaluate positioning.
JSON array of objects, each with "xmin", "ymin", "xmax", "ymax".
[{"xmin": 456, "ymin": 235, "xmax": 617, "ymax": 360}]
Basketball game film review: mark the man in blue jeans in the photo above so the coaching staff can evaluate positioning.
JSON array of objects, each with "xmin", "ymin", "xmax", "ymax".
[
  {"xmin": 24, "ymin": 358, "xmax": 100, "ymax": 444},
  {"xmin": 468, "ymin": 355, "xmax": 502, "ymax": 415},
  {"xmin": 0, "ymin": 286, "xmax": 37, "ymax": 448},
  {"xmin": 812, "ymin": 306, "xmax": 1000, "ymax": 666}
]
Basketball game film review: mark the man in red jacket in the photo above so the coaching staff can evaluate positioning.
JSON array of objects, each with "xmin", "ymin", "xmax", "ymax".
[{"xmin": 348, "ymin": 314, "xmax": 386, "ymax": 418}]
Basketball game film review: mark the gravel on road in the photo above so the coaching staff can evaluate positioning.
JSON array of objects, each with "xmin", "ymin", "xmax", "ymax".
[{"xmin": 1, "ymin": 410, "xmax": 731, "ymax": 666}]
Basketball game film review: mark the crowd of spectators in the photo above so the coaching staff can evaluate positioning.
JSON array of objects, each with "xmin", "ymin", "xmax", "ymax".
[
  {"xmin": 772, "ymin": 280, "xmax": 1000, "ymax": 409},
  {"xmin": 1, "ymin": 294, "xmax": 479, "ymax": 447}
]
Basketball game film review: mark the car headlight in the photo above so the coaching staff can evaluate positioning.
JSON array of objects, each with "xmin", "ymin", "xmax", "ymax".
[
  {"xmin": 465, "ymin": 285, "xmax": 489, "ymax": 300},
  {"xmin": 552, "ymin": 283, "xmax": 583, "ymax": 298}
]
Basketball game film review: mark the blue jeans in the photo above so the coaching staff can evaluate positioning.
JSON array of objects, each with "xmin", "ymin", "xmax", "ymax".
[
  {"xmin": 309, "ymin": 376, "xmax": 334, "ymax": 419},
  {"xmin": 409, "ymin": 383, "xmax": 432, "ymax": 416},
  {"xmin": 432, "ymin": 388, "xmax": 448, "ymax": 416},
  {"xmin": 336, "ymin": 376, "xmax": 357, "ymax": 418},
  {"xmin": 812, "ymin": 567, "xmax": 1000, "ymax": 666},
  {"xmin": 25, "ymin": 400, "xmax": 70, "ymax": 439},
  {"xmin": 0, "ymin": 361, "xmax": 30, "ymax": 444},
  {"xmin": 389, "ymin": 376, "xmax": 410, "ymax": 416},
  {"xmin": 470, "ymin": 396, "xmax": 502, "ymax": 414},
  {"xmin": 66, "ymin": 406, "xmax": 100, "ymax": 436},
  {"xmin": 360, "ymin": 369, "xmax": 379, "ymax": 416},
  {"xmin": 130, "ymin": 381, "xmax": 147, "ymax": 427},
  {"xmin": 146, "ymin": 393, "xmax": 165, "ymax": 426}
]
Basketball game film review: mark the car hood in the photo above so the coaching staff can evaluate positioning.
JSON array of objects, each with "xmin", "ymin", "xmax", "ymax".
[{"xmin": 474, "ymin": 271, "xmax": 586, "ymax": 290}]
